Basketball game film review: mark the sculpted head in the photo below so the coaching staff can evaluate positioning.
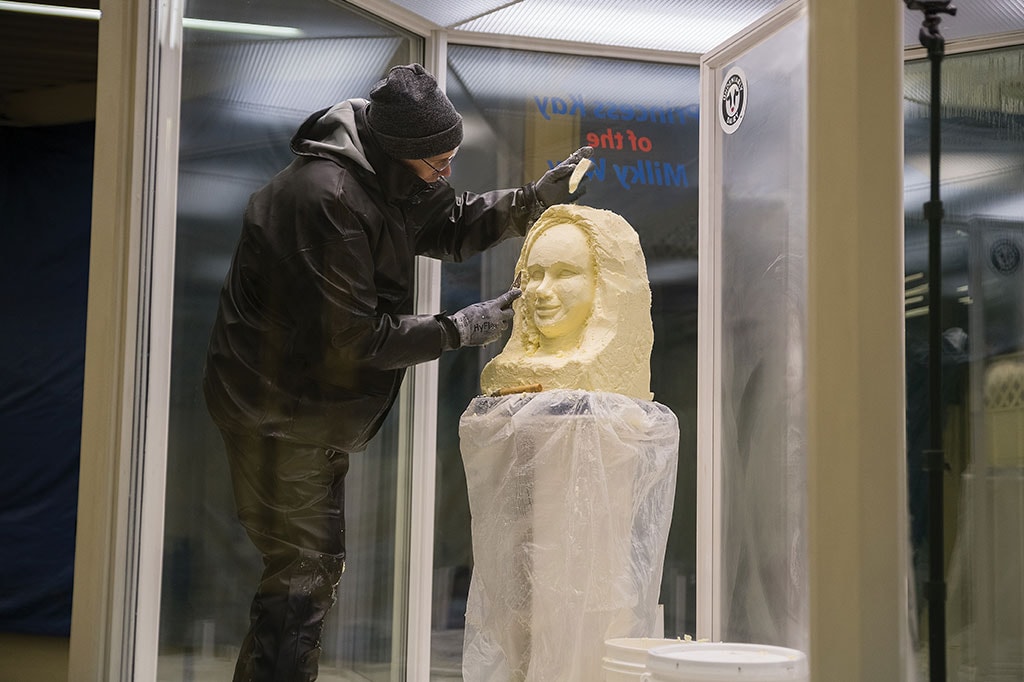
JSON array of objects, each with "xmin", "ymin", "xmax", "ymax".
[
  {"xmin": 522, "ymin": 221, "xmax": 597, "ymax": 353},
  {"xmin": 481, "ymin": 205, "xmax": 654, "ymax": 400}
]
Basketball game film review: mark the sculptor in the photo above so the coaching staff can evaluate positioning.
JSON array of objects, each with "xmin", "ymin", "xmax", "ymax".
[{"xmin": 480, "ymin": 204, "xmax": 654, "ymax": 400}]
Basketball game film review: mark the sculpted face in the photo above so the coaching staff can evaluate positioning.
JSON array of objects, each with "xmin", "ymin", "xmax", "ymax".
[
  {"xmin": 480, "ymin": 205, "xmax": 654, "ymax": 400},
  {"xmin": 523, "ymin": 223, "xmax": 596, "ymax": 348}
]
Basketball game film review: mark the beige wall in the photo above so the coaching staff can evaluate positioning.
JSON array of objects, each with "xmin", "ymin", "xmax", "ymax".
[
  {"xmin": 0, "ymin": 634, "xmax": 69, "ymax": 682},
  {"xmin": 807, "ymin": 0, "xmax": 909, "ymax": 679}
]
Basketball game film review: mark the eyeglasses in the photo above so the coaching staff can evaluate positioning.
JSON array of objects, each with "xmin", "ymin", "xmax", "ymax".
[{"xmin": 421, "ymin": 150, "xmax": 458, "ymax": 176}]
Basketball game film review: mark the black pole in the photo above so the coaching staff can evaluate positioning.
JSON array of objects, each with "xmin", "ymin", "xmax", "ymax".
[{"xmin": 903, "ymin": 2, "xmax": 956, "ymax": 680}]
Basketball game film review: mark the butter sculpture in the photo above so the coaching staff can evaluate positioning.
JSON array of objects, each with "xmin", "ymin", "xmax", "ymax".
[
  {"xmin": 464, "ymin": 206, "xmax": 675, "ymax": 681},
  {"xmin": 480, "ymin": 204, "xmax": 654, "ymax": 400}
]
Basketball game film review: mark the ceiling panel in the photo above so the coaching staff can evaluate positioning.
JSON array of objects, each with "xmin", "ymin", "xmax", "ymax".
[
  {"xmin": 406, "ymin": 0, "xmax": 785, "ymax": 54},
  {"xmin": 4, "ymin": 0, "xmax": 1024, "ymax": 127},
  {"xmin": 457, "ymin": 0, "xmax": 781, "ymax": 53},
  {"xmin": 0, "ymin": 9, "xmax": 97, "ymax": 125},
  {"xmin": 384, "ymin": 0, "xmax": 516, "ymax": 27},
  {"xmin": 391, "ymin": 0, "xmax": 1024, "ymax": 54}
]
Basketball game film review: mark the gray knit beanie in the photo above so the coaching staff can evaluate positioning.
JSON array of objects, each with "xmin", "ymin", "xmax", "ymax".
[{"xmin": 366, "ymin": 64, "xmax": 463, "ymax": 159}]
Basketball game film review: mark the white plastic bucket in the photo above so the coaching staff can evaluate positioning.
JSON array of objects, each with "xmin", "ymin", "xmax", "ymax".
[
  {"xmin": 603, "ymin": 638, "xmax": 689, "ymax": 681},
  {"xmin": 603, "ymin": 656, "xmax": 647, "ymax": 682},
  {"xmin": 645, "ymin": 642, "xmax": 809, "ymax": 681}
]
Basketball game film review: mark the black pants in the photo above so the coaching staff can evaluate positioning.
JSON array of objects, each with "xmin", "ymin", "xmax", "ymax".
[{"xmin": 220, "ymin": 431, "xmax": 350, "ymax": 682}]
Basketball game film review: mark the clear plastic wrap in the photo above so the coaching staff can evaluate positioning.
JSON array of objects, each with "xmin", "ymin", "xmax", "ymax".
[{"xmin": 459, "ymin": 389, "xmax": 679, "ymax": 681}]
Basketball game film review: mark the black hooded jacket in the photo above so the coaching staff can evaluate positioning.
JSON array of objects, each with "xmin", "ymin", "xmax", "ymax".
[{"xmin": 204, "ymin": 99, "xmax": 542, "ymax": 452}]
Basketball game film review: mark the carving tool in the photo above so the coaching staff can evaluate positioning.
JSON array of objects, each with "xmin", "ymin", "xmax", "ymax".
[
  {"xmin": 568, "ymin": 157, "xmax": 593, "ymax": 194},
  {"xmin": 489, "ymin": 383, "xmax": 543, "ymax": 397}
]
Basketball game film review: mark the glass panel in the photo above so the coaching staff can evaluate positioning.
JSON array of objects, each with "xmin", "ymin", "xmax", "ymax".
[
  {"xmin": 716, "ymin": 16, "xmax": 808, "ymax": 651},
  {"xmin": 433, "ymin": 45, "xmax": 700, "ymax": 677},
  {"xmin": 160, "ymin": 2, "xmax": 420, "ymax": 680},
  {"xmin": 904, "ymin": 45, "xmax": 1024, "ymax": 681}
]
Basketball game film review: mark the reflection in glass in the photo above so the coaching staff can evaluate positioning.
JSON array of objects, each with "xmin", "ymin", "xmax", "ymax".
[
  {"xmin": 904, "ymin": 46, "xmax": 1024, "ymax": 681},
  {"xmin": 716, "ymin": 16, "xmax": 808, "ymax": 652}
]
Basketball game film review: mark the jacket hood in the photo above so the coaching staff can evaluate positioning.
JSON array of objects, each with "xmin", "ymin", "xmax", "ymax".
[
  {"xmin": 290, "ymin": 99, "xmax": 440, "ymax": 204},
  {"xmin": 290, "ymin": 99, "xmax": 374, "ymax": 173}
]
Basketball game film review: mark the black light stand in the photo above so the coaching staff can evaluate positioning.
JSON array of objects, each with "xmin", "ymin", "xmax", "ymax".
[{"xmin": 904, "ymin": 2, "xmax": 957, "ymax": 681}]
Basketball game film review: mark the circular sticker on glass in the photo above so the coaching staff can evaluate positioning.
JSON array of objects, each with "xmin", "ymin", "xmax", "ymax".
[
  {"xmin": 719, "ymin": 66, "xmax": 747, "ymax": 134},
  {"xmin": 990, "ymin": 237, "xmax": 1022, "ymax": 275}
]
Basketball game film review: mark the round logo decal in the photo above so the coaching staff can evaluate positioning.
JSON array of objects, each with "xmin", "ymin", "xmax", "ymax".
[
  {"xmin": 990, "ymin": 237, "xmax": 1022, "ymax": 275},
  {"xmin": 719, "ymin": 66, "xmax": 747, "ymax": 134}
]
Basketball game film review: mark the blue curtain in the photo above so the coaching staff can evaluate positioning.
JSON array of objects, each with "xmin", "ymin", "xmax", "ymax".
[{"xmin": 0, "ymin": 122, "xmax": 93, "ymax": 636}]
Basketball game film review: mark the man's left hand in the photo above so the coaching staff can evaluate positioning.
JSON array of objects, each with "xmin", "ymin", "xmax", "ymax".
[{"xmin": 534, "ymin": 146, "xmax": 594, "ymax": 207}]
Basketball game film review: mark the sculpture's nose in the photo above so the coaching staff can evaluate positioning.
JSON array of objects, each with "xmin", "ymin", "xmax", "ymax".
[{"xmin": 534, "ymin": 273, "xmax": 555, "ymax": 297}]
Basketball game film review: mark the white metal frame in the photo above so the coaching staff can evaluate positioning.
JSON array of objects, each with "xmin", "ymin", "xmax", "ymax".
[
  {"xmin": 70, "ymin": 0, "xmax": 183, "ymax": 680},
  {"xmin": 695, "ymin": 0, "xmax": 806, "ymax": 642},
  {"xmin": 398, "ymin": 30, "xmax": 447, "ymax": 682},
  {"xmin": 132, "ymin": 2, "xmax": 185, "ymax": 679}
]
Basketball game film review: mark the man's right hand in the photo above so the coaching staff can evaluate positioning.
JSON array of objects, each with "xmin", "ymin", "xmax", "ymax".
[{"xmin": 448, "ymin": 289, "xmax": 522, "ymax": 347}]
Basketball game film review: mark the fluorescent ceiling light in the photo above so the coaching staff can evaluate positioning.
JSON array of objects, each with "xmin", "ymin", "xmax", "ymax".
[
  {"xmin": 905, "ymin": 283, "xmax": 928, "ymax": 297},
  {"xmin": 0, "ymin": 1, "xmax": 99, "ymax": 19},
  {"xmin": 182, "ymin": 17, "xmax": 304, "ymax": 38},
  {"xmin": 0, "ymin": 1, "xmax": 305, "ymax": 37}
]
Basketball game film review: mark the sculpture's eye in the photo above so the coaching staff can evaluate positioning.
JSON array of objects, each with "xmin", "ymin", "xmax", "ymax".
[
  {"xmin": 528, "ymin": 267, "xmax": 545, "ymax": 282},
  {"xmin": 556, "ymin": 267, "xmax": 579, "ymax": 279}
]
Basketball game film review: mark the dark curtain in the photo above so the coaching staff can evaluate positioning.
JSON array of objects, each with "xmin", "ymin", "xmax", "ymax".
[{"xmin": 0, "ymin": 122, "xmax": 93, "ymax": 636}]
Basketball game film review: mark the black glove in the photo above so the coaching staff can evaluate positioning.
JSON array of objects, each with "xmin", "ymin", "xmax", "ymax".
[
  {"xmin": 448, "ymin": 289, "xmax": 522, "ymax": 347},
  {"xmin": 534, "ymin": 146, "xmax": 594, "ymax": 208}
]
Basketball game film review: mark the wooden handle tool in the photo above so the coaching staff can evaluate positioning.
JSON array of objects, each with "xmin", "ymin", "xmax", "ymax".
[{"xmin": 489, "ymin": 383, "xmax": 543, "ymax": 397}]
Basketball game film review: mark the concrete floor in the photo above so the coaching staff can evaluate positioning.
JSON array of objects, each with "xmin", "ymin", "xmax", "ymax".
[{"xmin": 0, "ymin": 633, "xmax": 69, "ymax": 682}]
